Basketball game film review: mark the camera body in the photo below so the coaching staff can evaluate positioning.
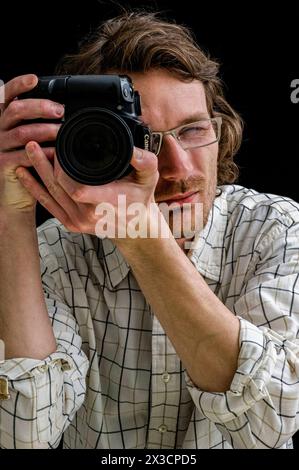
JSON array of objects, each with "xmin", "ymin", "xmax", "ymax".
[{"xmin": 20, "ymin": 75, "xmax": 152, "ymax": 185}]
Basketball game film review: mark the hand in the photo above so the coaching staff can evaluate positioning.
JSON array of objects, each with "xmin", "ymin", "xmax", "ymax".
[
  {"xmin": 0, "ymin": 74, "xmax": 64, "ymax": 215},
  {"xmin": 16, "ymin": 141, "xmax": 159, "ymax": 237}
]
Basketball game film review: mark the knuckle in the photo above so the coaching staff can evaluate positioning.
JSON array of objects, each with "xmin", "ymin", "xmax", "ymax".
[
  {"xmin": 76, "ymin": 221, "xmax": 90, "ymax": 234},
  {"xmin": 89, "ymin": 210, "xmax": 99, "ymax": 225},
  {"xmin": 41, "ymin": 123, "xmax": 60, "ymax": 143},
  {"xmin": 48, "ymin": 123, "xmax": 61, "ymax": 138},
  {"xmin": 46, "ymin": 180, "xmax": 58, "ymax": 195},
  {"xmin": 71, "ymin": 187, "xmax": 86, "ymax": 202},
  {"xmin": 38, "ymin": 194, "xmax": 48, "ymax": 206},
  {"xmin": 38, "ymin": 99, "xmax": 49, "ymax": 116},
  {"xmin": 7, "ymin": 100, "xmax": 23, "ymax": 120},
  {"xmin": 14, "ymin": 125, "xmax": 28, "ymax": 144},
  {"xmin": 65, "ymin": 220, "xmax": 80, "ymax": 233}
]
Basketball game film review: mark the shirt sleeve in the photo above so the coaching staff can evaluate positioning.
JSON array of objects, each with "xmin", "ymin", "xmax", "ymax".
[
  {"xmin": 185, "ymin": 215, "xmax": 299, "ymax": 448},
  {"xmin": 0, "ymin": 241, "xmax": 90, "ymax": 449}
]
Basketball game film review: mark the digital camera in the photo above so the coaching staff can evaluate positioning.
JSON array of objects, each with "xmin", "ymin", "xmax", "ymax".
[{"xmin": 19, "ymin": 75, "xmax": 152, "ymax": 185}]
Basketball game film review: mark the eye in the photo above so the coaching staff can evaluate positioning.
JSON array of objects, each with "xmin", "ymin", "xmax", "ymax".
[{"xmin": 179, "ymin": 122, "xmax": 210, "ymax": 138}]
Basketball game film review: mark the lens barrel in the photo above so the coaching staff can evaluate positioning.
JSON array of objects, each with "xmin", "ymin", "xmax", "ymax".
[{"xmin": 56, "ymin": 108, "xmax": 134, "ymax": 185}]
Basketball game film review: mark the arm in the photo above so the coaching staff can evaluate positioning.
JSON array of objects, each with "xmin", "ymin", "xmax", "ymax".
[
  {"xmin": 0, "ymin": 211, "xmax": 56, "ymax": 359},
  {"xmin": 115, "ymin": 214, "xmax": 240, "ymax": 393},
  {"xmin": 0, "ymin": 215, "xmax": 89, "ymax": 449},
  {"xmin": 0, "ymin": 249, "xmax": 89, "ymax": 448},
  {"xmin": 0, "ymin": 74, "xmax": 64, "ymax": 358},
  {"xmin": 117, "ymin": 207, "xmax": 299, "ymax": 448},
  {"xmin": 0, "ymin": 75, "xmax": 88, "ymax": 448},
  {"xmin": 114, "ymin": 205, "xmax": 299, "ymax": 449},
  {"xmin": 0, "ymin": 219, "xmax": 89, "ymax": 448}
]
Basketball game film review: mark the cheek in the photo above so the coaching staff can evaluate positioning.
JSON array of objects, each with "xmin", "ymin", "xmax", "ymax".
[
  {"xmin": 156, "ymin": 144, "xmax": 218, "ymax": 181},
  {"xmin": 191, "ymin": 146, "xmax": 218, "ymax": 174}
]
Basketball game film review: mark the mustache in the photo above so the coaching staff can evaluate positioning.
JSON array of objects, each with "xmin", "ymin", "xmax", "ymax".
[{"xmin": 155, "ymin": 177, "xmax": 205, "ymax": 200}]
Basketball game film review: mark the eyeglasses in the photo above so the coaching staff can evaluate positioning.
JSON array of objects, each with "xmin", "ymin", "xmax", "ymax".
[{"xmin": 150, "ymin": 116, "xmax": 222, "ymax": 156}]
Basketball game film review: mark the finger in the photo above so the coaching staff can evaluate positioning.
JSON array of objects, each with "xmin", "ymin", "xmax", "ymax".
[
  {"xmin": 0, "ymin": 147, "xmax": 55, "ymax": 169},
  {"xmin": 129, "ymin": 147, "xmax": 158, "ymax": 183},
  {"xmin": 25, "ymin": 141, "xmax": 79, "ymax": 215},
  {"xmin": 0, "ymin": 123, "xmax": 61, "ymax": 151},
  {"xmin": 55, "ymin": 147, "xmax": 158, "ymax": 205},
  {"xmin": 55, "ymin": 160, "xmax": 119, "ymax": 204},
  {"xmin": 15, "ymin": 166, "xmax": 72, "ymax": 226},
  {"xmin": 42, "ymin": 147, "xmax": 56, "ymax": 161},
  {"xmin": 1, "ymin": 98, "xmax": 64, "ymax": 130},
  {"xmin": 0, "ymin": 74, "xmax": 38, "ymax": 108}
]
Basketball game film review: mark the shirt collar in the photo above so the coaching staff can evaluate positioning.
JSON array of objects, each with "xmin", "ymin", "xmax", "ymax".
[
  {"xmin": 99, "ymin": 238, "xmax": 131, "ymax": 289},
  {"xmin": 99, "ymin": 188, "xmax": 227, "ymax": 288},
  {"xmin": 187, "ymin": 188, "xmax": 227, "ymax": 282}
]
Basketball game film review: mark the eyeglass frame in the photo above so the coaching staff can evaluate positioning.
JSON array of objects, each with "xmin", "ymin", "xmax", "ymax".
[{"xmin": 150, "ymin": 116, "xmax": 222, "ymax": 156}]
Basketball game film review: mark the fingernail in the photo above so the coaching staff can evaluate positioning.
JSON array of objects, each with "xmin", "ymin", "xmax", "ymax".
[
  {"xmin": 17, "ymin": 168, "xmax": 27, "ymax": 181},
  {"xmin": 26, "ymin": 143, "xmax": 35, "ymax": 158},
  {"xmin": 135, "ymin": 149, "xmax": 143, "ymax": 161},
  {"xmin": 54, "ymin": 104, "xmax": 64, "ymax": 116},
  {"xmin": 25, "ymin": 75, "xmax": 36, "ymax": 87}
]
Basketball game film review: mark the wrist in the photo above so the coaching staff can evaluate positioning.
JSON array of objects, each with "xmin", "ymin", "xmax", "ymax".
[
  {"xmin": 113, "ymin": 204, "xmax": 174, "ymax": 256},
  {"xmin": 0, "ymin": 208, "xmax": 36, "ymax": 235}
]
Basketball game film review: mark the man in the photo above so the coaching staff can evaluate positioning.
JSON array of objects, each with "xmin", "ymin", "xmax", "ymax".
[{"xmin": 0, "ymin": 11, "xmax": 298, "ymax": 449}]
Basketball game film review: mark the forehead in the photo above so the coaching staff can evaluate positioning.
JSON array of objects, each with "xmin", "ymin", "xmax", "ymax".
[{"xmin": 129, "ymin": 69, "xmax": 208, "ymax": 131}]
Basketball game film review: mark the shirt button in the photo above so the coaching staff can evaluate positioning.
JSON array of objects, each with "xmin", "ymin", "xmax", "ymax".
[
  {"xmin": 161, "ymin": 372, "xmax": 170, "ymax": 383},
  {"xmin": 158, "ymin": 424, "xmax": 168, "ymax": 433},
  {"xmin": 0, "ymin": 378, "xmax": 10, "ymax": 400}
]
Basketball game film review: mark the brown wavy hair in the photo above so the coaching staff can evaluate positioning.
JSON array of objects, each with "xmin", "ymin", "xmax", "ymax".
[{"xmin": 56, "ymin": 11, "xmax": 243, "ymax": 185}]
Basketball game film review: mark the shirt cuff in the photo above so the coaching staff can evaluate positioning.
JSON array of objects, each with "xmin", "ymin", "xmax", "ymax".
[
  {"xmin": 184, "ymin": 317, "xmax": 277, "ymax": 423},
  {"xmin": 0, "ymin": 350, "xmax": 74, "ymax": 401}
]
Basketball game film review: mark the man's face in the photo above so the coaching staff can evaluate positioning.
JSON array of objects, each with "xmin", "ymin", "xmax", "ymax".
[{"xmin": 129, "ymin": 69, "xmax": 219, "ymax": 248}]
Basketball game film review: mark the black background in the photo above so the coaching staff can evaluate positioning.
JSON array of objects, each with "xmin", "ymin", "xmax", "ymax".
[{"xmin": 0, "ymin": 0, "xmax": 299, "ymax": 450}]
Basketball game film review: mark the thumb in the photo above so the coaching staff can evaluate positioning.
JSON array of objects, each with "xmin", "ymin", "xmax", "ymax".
[{"xmin": 130, "ymin": 147, "xmax": 158, "ymax": 184}]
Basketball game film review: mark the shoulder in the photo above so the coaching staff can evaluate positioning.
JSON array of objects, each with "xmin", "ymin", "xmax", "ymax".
[{"xmin": 220, "ymin": 184, "xmax": 299, "ymax": 227}]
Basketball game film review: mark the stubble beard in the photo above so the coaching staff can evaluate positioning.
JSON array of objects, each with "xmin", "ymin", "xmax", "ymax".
[{"xmin": 156, "ymin": 179, "xmax": 217, "ymax": 250}]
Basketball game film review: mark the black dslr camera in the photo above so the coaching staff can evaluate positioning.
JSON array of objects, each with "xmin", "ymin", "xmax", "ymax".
[{"xmin": 20, "ymin": 75, "xmax": 152, "ymax": 185}]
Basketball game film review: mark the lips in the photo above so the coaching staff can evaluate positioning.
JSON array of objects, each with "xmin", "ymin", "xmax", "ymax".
[{"xmin": 158, "ymin": 191, "xmax": 199, "ymax": 205}]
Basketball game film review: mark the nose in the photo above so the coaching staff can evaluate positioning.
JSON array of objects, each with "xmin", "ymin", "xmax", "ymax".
[{"xmin": 158, "ymin": 134, "xmax": 194, "ymax": 181}]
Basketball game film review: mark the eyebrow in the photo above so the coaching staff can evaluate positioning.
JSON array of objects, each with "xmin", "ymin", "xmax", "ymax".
[
  {"xmin": 143, "ymin": 113, "xmax": 210, "ymax": 132},
  {"xmin": 177, "ymin": 113, "xmax": 210, "ymax": 127}
]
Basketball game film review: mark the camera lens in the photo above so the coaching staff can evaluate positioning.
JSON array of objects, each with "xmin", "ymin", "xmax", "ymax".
[
  {"xmin": 72, "ymin": 123, "xmax": 119, "ymax": 170},
  {"xmin": 56, "ymin": 108, "xmax": 134, "ymax": 185}
]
